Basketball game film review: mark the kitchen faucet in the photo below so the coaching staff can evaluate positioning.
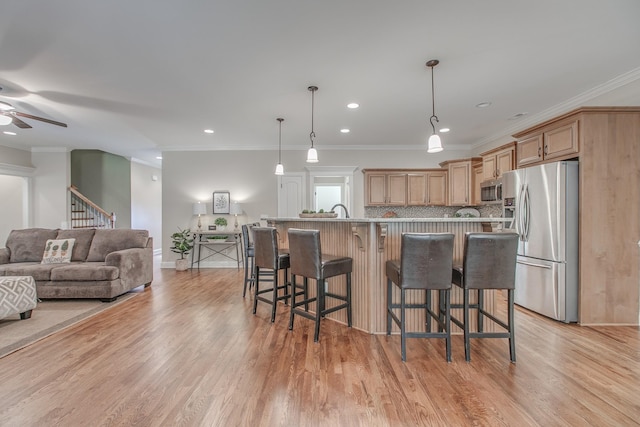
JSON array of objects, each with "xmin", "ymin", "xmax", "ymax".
[{"xmin": 330, "ymin": 203, "xmax": 350, "ymax": 218}]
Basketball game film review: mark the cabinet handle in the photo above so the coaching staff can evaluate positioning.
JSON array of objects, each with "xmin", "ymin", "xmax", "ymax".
[
  {"xmin": 538, "ymin": 146, "xmax": 541, "ymax": 157},
  {"xmin": 544, "ymin": 145, "xmax": 548, "ymax": 155}
]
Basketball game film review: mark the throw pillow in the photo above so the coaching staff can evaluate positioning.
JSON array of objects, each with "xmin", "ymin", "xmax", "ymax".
[{"xmin": 41, "ymin": 238, "xmax": 76, "ymax": 264}]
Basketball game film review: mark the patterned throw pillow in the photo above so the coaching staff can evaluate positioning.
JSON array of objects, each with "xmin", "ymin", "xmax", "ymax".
[{"xmin": 41, "ymin": 238, "xmax": 76, "ymax": 264}]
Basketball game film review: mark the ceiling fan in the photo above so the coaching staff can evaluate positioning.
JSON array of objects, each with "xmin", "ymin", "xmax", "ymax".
[{"xmin": 0, "ymin": 100, "xmax": 67, "ymax": 129}]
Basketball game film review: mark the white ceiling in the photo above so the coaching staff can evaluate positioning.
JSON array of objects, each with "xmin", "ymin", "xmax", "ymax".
[{"xmin": 1, "ymin": 0, "xmax": 639, "ymax": 168}]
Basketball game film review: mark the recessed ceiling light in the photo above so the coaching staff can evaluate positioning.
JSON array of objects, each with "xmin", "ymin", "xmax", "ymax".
[
  {"xmin": 156, "ymin": 156, "xmax": 163, "ymax": 160},
  {"xmin": 439, "ymin": 128, "xmax": 450, "ymax": 133},
  {"xmin": 204, "ymin": 129, "xmax": 214, "ymax": 134},
  {"xmin": 509, "ymin": 112, "xmax": 528, "ymax": 120},
  {"xmin": 3, "ymin": 131, "xmax": 16, "ymax": 135},
  {"xmin": 347, "ymin": 103, "xmax": 359, "ymax": 109},
  {"xmin": 340, "ymin": 128, "xmax": 350, "ymax": 133},
  {"xmin": 476, "ymin": 102, "xmax": 492, "ymax": 108}
]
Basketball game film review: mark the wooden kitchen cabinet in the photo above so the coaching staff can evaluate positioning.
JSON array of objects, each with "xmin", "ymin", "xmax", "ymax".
[
  {"xmin": 363, "ymin": 169, "xmax": 447, "ymax": 206},
  {"xmin": 481, "ymin": 141, "xmax": 516, "ymax": 180},
  {"xmin": 472, "ymin": 164, "xmax": 483, "ymax": 205},
  {"xmin": 363, "ymin": 170, "xmax": 406, "ymax": 206},
  {"xmin": 515, "ymin": 119, "xmax": 579, "ymax": 167},
  {"xmin": 439, "ymin": 158, "xmax": 482, "ymax": 206},
  {"xmin": 426, "ymin": 170, "xmax": 447, "ymax": 206},
  {"xmin": 511, "ymin": 107, "xmax": 640, "ymax": 325}
]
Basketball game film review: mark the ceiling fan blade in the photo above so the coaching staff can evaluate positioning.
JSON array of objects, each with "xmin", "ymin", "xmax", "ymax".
[
  {"xmin": 15, "ymin": 111, "xmax": 67, "ymax": 127},
  {"xmin": 10, "ymin": 116, "xmax": 32, "ymax": 129}
]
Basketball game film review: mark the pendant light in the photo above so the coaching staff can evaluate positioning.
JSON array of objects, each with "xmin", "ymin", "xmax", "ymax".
[
  {"xmin": 306, "ymin": 85, "xmax": 319, "ymax": 163},
  {"xmin": 275, "ymin": 117, "xmax": 284, "ymax": 175},
  {"xmin": 426, "ymin": 59, "xmax": 443, "ymax": 153}
]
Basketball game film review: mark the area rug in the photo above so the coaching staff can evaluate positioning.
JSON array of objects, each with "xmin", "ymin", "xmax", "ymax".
[{"xmin": 0, "ymin": 290, "xmax": 141, "ymax": 359}]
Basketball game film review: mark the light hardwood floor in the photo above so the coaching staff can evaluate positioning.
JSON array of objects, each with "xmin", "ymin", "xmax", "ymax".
[{"xmin": 0, "ymin": 261, "xmax": 639, "ymax": 426}]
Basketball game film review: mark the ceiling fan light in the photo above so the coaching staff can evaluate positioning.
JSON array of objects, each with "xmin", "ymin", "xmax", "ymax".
[
  {"xmin": 0, "ymin": 115, "xmax": 13, "ymax": 126},
  {"xmin": 306, "ymin": 147, "xmax": 318, "ymax": 163},
  {"xmin": 427, "ymin": 134, "xmax": 443, "ymax": 153},
  {"xmin": 0, "ymin": 101, "xmax": 15, "ymax": 111},
  {"xmin": 275, "ymin": 163, "xmax": 284, "ymax": 175}
]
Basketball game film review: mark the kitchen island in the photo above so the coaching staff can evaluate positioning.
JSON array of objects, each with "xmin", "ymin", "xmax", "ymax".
[{"xmin": 266, "ymin": 217, "xmax": 511, "ymax": 334}]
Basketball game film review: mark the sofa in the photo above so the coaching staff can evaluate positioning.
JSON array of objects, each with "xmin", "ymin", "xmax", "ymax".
[{"xmin": 0, "ymin": 228, "xmax": 153, "ymax": 301}]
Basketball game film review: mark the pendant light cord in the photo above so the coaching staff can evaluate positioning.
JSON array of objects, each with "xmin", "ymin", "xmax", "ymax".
[
  {"xmin": 428, "ymin": 61, "xmax": 439, "ymax": 133},
  {"xmin": 277, "ymin": 118, "xmax": 283, "ymax": 163},
  {"xmin": 309, "ymin": 86, "xmax": 316, "ymax": 148}
]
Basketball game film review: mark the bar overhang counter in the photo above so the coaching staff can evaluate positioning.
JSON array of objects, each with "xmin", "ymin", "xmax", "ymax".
[{"xmin": 266, "ymin": 217, "xmax": 512, "ymax": 334}]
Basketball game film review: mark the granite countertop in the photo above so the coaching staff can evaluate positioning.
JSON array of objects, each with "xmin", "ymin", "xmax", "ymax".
[{"xmin": 265, "ymin": 217, "xmax": 511, "ymax": 223}]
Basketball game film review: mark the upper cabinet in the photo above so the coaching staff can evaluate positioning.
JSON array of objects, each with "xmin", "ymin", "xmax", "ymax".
[
  {"xmin": 363, "ymin": 169, "xmax": 447, "ymax": 207},
  {"xmin": 514, "ymin": 118, "xmax": 579, "ymax": 167},
  {"xmin": 439, "ymin": 158, "xmax": 482, "ymax": 206},
  {"xmin": 472, "ymin": 164, "xmax": 483, "ymax": 206},
  {"xmin": 364, "ymin": 170, "xmax": 406, "ymax": 206},
  {"xmin": 480, "ymin": 141, "xmax": 516, "ymax": 180}
]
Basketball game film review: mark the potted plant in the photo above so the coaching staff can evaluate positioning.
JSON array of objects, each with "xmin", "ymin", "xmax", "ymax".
[
  {"xmin": 170, "ymin": 227, "xmax": 194, "ymax": 271},
  {"xmin": 214, "ymin": 217, "xmax": 228, "ymax": 231}
]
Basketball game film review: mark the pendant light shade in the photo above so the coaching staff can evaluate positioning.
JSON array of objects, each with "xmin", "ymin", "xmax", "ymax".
[
  {"xmin": 275, "ymin": 117, "xmax": 284, "ymax": 175},
  {"xmin": 306, "ymin": 85, "xmax": 319, "ymax": 163},
  {"xmin": 306, "ymin": 147, "xmax": 318, "ymax": 163},
  {"xmin": 426, "ymin": 59, "xmax": 444, "ymax": 153},
  {"xmin": 427, "ymin": 134, "xmax": 443, "ymax": 153}
]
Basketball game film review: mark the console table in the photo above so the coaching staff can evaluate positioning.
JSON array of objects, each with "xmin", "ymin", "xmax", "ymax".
[{"xmin": 191, "ymin": 230, "xmax": 243, "ymax": 270}]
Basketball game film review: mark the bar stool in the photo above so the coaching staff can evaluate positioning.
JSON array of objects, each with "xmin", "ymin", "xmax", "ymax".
[
  {"xmin": 386, "ymin": 233, "xmax": 454, "ymax": 362},
  {"xmin": 450, "ymin": 232, "xmax": 519, "ymax": 363},
  {"xmin": 252, "ymin": 227, "xmax": 299, "ymax": 322},
  {"xmin": 287, "ymin": 228, "xmax": 352, "ymax": 342},
  {"xmin": 241, "ymin": 223, "xmax": 260, "ymax": 297}
]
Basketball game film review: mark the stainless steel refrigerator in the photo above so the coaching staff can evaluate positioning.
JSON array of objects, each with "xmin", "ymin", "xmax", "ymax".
[{"xmin": 502, "ymin": 161, "xmax": 579, "ymax": 322}]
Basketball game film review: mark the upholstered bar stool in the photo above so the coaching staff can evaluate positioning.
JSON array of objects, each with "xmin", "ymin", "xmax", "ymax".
[
  {"xmin": 450, "ymin": 232, "xmax": 519, "ymax": 363},
  {"xmin": 287, "ymin": 228, "xmax": 352, "ymax": 342},
  {"xmin": 252, "ymin": 227, "xmax": 299, "ymax": 322},
  {"xmin": 241, "ymin": 223, "xmax": 260, "ymax": 297},
  {"xmin": 386, "ymin": 233, "xmax": 454, "ymax": 362}
]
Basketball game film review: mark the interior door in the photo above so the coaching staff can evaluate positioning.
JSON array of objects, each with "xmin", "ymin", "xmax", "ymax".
[{"xmin": 277, "ymin": 174, "xmax": 305, "ymax": 217}]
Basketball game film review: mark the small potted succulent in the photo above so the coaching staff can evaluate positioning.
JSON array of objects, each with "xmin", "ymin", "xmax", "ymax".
[
  {"xmin": 170, "ymin": 227, "xmax": 194, "ymax": 271},
  {"xmin": 214, "ymin": 217, "xmax": 228, "ymax": 231}
]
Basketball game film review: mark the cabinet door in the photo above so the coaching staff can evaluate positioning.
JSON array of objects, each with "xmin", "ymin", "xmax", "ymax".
[
  {"xmin": 365, "ymin": 173, "xmax": 387, "ymax": 205},
  {"xmin": 448, "ymin": 162, "xmax": 470, "ymax": 206},
  {"xmin": 473, "ymin": 165, "xmax": 483, "ymax": 205},
  {"xmin": 495, "ymin": 148, "xmax": 514, "ymax": 178},
  {"xmin": 407, "ymin": 173, "xmax": 427, "ymax": 205},
  {"xmin": 426, "ymin": 171, "xmax": 447, "ymax": 206},
  {"xmin": 387, "ymin": 174, "xmax": 407, "ymax": 206},
  {"xmin": 544, "ymin": 121, "xmax": 579, "ymax": 160},
  {"xmin": 482, "ymin": 155, "xmax": 497, "ymax": 181},
  {"xmin": 517, "ymin": 135, "xmax": 543, "ymax": 167}
]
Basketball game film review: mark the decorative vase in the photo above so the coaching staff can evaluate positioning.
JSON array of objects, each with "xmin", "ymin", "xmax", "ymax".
[{"xmin": 175, "ymin": 258, "xmax": 190, "ymax": 271}]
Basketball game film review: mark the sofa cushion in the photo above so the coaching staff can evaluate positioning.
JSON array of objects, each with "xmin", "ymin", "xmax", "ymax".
[
  {"xmin": 56, "ymin": 229, "xmax": 96, "ymax": 261},
  {"xmin": 6, "ymin": 228, "xmax": 59, "ymax": 263},
  {"xmin": 86, "ymin": 229, "xmax": 149, "ymax": 262},
  {"xmin": 50, "ymin": 262, "xmax": 119, "ymax": 281},
  {"xmin": 41, "ymin": 238, "xmax": 75, "ymax": 264},
  {"xmin": 0, "ymin": 263, "xmax": 59, "ymax": 281}
]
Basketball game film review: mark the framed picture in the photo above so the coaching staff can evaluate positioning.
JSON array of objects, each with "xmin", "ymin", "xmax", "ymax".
[
  {"xmin": 208, "ymin": 225, "xmax": 216, "ymax": 231},
  {"xmin": 213, "ymin": 191, "xmax": 230, "ymax": 214}
]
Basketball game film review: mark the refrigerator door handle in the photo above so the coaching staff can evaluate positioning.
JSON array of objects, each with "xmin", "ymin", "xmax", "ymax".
[
  {"xmin": 517, "ymin": 184, "xmax": 525, "ymax": 241},
  {"xmin": 523, "ymin": 184, "xmax": 531, "ymax": 241},
  {"xmin": 517, "ymin": 260, "xmax": 552, "ymax": 269}
]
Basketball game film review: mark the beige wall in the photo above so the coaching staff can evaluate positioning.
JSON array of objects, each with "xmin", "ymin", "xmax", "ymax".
[
  {"xmin": 131, "ymin": 162, "xmax": 162, "ymax": 251},
  {"xmin": 160, "ymin": 147, "xmax": 473, "ymax": 266}
]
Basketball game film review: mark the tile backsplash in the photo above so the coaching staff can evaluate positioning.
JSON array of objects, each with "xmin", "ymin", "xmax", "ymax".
[{"xmin": 364, "ymin": 204, "xmax": 503, "ymax": 218}]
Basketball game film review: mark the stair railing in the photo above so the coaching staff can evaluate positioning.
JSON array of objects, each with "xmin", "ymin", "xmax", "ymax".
[{"xmin": 68, "ymin": 185, "xmax": 116, "ymax": 229}]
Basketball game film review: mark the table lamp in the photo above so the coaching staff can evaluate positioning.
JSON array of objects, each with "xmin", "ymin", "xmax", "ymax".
[
  {"xmin": 229, "ymin": 201, "xmax": 243, "ymax": 230},
  {"xmin": 193, "ymin": 202, "xmax": 207, "ymax": 231}
]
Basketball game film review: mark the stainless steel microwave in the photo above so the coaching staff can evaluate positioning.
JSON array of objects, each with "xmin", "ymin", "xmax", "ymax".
[{"xmin": 480, "ymin": 178, "xmax": 503, "ymax": 204}]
